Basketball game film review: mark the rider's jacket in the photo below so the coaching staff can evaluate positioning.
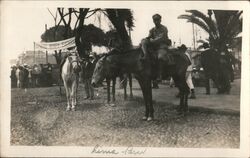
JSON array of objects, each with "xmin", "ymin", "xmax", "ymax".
[{"xmin": 148, "ymin": 24, "xmax": 169, "ymax": 49}]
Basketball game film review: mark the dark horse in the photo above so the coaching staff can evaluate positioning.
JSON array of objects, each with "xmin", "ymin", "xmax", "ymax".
[
  {"xmin": 158, "ymin": 48, "xmax": 191, "ymax": 110},
  {"xmin": 81, "ymin": 54, "xmax": 133, "ymax": 104},
  {"xmin": 201, "ymin": 48, "xmax": 232, "ymax": 94},
  {"xmin": 91, "ymin": 48, "xmax": 190, "ymax": 121}
]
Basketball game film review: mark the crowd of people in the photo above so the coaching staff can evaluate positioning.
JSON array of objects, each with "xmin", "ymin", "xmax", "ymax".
[{"xmin": 10, "ymin": 63, "xmax": 53, "ymax": 89}]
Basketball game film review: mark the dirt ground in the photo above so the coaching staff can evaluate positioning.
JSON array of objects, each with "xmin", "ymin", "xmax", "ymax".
[{"xmin": 11, "ymin": 79, "xmax": 240, "ymax": 148}]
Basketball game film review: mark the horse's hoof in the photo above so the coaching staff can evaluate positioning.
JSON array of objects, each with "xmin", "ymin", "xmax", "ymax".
[
  {"xmin": 71, "ymin": 107, "xmax": 76, "ymax": 111},
  {"xmin": 66, "ymin": 107, "xmax": 71, "ymax": 111},
  {"xmin": 147, "ymin": 117, "xmax": 153, "ymax": 121},
  {"xmin": 142, "ymin": 116, "xmax": 147, "ymax": 121}
]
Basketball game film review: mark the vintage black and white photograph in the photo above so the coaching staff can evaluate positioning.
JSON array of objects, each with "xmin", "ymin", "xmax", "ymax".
[{"xmin": 1, "ymin": 1, "xmax": 249, "ymax": 157}]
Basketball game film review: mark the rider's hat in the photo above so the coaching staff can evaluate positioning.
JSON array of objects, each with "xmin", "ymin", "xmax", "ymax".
[
  {"xmin": 152, "ymin": 14, "xmax": 161, "ymax": 20},
  {"xmin": 178, "ymin": 44, "xmax": 188, "ymax": 51}
]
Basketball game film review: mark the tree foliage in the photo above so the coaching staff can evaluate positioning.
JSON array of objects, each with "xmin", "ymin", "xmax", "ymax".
[
  {"xmin": 41, "ymin": 25, "xmax": 74, "ymax": 42},
  {"xmin": 178, "ymin": 10, "xmax": 242, "ymax": 51},
  {"xmin": 43, "ymin": 8, "xmax": 134, "ymax": 58},
  {"xmin": 80, "ymin": 24, "xmax": 106, "ymax": 52}
]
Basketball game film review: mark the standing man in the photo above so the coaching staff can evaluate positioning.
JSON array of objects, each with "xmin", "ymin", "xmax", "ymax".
[
  {"xmin": 178, "ymin": 44, "xmax": 196, "ymax": 99},
  {"xmin": 82, "ymin": 55, "xmax": 95, "ymax": 100},
  {"xmin": 10, "ymin": 65, "xmax": 17, "ymax": 88},
  {"xmin": 23, "ymin": 64, "xmax": 29, "ymax": 89}
]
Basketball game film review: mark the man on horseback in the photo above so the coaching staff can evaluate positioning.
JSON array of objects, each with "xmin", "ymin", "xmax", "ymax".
[{"xmin": 141, "ymin": 14, "xmax": 173, "ymax": 64}]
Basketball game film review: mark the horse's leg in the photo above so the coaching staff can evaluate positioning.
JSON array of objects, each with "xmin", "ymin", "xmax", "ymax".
[
  {"xmin": 145, "ymin": 79, "xmax": 154, "ymax": 121},
  {"xmin": 173, "ymin": 74, "xmax": 185, "ymax": 113},
  {"xmin": 183, "ymin": 80, "xmax": 190, "ymax": 114},
  {"xmin": 184, "ymin": 93, "xmax": 189, "ymax": 113},
  {"xmin": 205, "ymin": 77, "xmax": 210, "ymax": 95},
  {"xmin": 137, "ymin": 77, "xmax": 149, "ymax": 120},
  {"xmin": 123, "ymin": 76, "xmax": 127, "ymax": 100},
  {"xmin": 106, "ymin": 79, "xmax": 111, "ymax": 104},
  {"xmin": 129, "ymin": 73, "xmax": 133, "ymax": 99},
  {"xmin": 71, "ymin": 82, "xmax": 77, "ymax": 111},
  {"xmin": 179, "ymin": 91, "xmax": 184, "ymax": 114},
  {"xmin": 64, "ymin": 83, "xmax": 71, "ymax": 111},
  {"xmin": 112, "ymin": 78, "xmax": 116, "ymax": 102}
]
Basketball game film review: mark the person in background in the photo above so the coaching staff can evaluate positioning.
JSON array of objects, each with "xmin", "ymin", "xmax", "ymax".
[
  {"xmin": 23, "ymin": 64, "xmax": 30, "ymax": 89},
  {"xmin": 82, "ymin": 54, "xmax": 96, "ymax": 100},
  {"xmin": 10, "ymin": 65, "xmax": 17, "ymax": 88},
  {"xmin": 182, "ymin": 45, "xmax": 196, "ymax": 99},
  {"xmin": 28, "ymin": 66, "xmax": 33, "ymax": 88},
  {"xmin": 176, "ymin": 44, "xmax": 196, "ymax": 99}
]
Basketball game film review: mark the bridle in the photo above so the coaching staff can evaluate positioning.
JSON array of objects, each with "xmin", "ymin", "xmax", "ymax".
[
  {"xmin": 68, "ymin": 52, "xmax": 80, "ymax": 63},
  {"xmin": 67, "ymin": 53, "xmax": 81, "ymax": 71}
]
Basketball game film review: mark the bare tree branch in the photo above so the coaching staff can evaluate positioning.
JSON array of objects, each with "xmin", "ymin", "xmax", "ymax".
[
  {"xmin": 58, "ymin": 8, "xmax": 67, "ymax": 26},
  {"xmin": 47, "ymin": 8, "xmax": 58, "ymax": 26}
]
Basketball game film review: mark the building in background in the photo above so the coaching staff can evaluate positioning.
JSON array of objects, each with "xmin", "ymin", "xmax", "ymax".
[{"xmin": 14, "ymin": 50, "xmax": 57, "ymax": 66}]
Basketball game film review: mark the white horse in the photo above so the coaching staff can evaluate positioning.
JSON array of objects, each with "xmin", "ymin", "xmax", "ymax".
[{"xmin": 61, "ymin": 52, "xmax": 81, "ymax": 111}]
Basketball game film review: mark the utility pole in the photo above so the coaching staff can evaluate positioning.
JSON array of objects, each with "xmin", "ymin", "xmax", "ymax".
[
  {"xmin": 33, "ymin": 42, "xmax": 36, "ymax": 64},
  {"xmin": 45, "ymin": 24, "xmax": 48, "ymax": 64},
  {"xmin": 192, "ymin": 23, "xmax": 196, "ymax": 50}
]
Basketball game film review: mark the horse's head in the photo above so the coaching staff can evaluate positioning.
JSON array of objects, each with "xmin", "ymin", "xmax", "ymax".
[
  {"xmin": 67, "ymin": 53, "xmax": 81, "ymax": 73},
  {"xmin": 91, "ymin": 56, "xmax": 106, "ymax": 87}
]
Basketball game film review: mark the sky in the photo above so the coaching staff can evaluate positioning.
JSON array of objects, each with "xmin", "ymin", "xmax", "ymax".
[
  {"xmin": 5, "ymin": 0, "xmax": 249, "ymax": 62},
  {"xmin": 1, "ymin": 4, "xmax": 211, "ymax": 61}
]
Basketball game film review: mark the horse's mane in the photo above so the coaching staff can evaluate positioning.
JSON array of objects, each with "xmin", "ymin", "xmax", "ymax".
[{"xmin": 104, "ymin": 47, "xmax": 141, "ymax": 58}]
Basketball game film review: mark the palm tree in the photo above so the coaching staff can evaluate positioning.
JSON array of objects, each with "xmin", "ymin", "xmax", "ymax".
[
  {"xmin": 179, "ymin": 10, "xmax": 242, "ymax": 94},
  {"xmin": 178, "ymin": 10, "xmax": 242, "ymax": 51}
]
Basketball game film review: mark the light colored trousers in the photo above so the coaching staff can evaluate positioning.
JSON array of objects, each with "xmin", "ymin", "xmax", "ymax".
[{"xmin": 186, "ymin": 71, "xmax": 194, "ymax": 89}]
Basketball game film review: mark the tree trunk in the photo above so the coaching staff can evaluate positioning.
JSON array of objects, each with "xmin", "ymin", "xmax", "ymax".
[
  {"xmin": 75, "ymin": 8, "xmax": 89, "ymax": 58},
  {"xmin": 54, "ymin": 50, "xmax": 62, "ymax": 65},
  {"xmin": 106, "ymin": 9, "xmax": 132, "ymax": 50}
]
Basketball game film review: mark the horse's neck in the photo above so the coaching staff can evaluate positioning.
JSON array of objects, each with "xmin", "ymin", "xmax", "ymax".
[
  {"xmin": 115, "ymin": 51, "xmax": 140, "ymax": 67},
  {"xmin": 62, "ymin": 58, "xmax": 73, "ymax": 75}
]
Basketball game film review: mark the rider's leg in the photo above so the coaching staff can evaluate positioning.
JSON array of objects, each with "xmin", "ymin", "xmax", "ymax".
[
  {"xmin": 141, "ymin": 39, "xmax": 149, "ymax": 59},
  {"xmin": 157, "ymin": 48, "xmax": 167, "ymax": 81}
]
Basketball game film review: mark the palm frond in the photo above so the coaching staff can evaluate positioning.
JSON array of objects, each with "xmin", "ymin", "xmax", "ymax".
[
  {"xmin": 178, "ymin": 14, "xmax": 217, "ymax": 39},
  {"xmin": 186, "ymin": 10, "xmax": 218, "ymax": 38}
]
